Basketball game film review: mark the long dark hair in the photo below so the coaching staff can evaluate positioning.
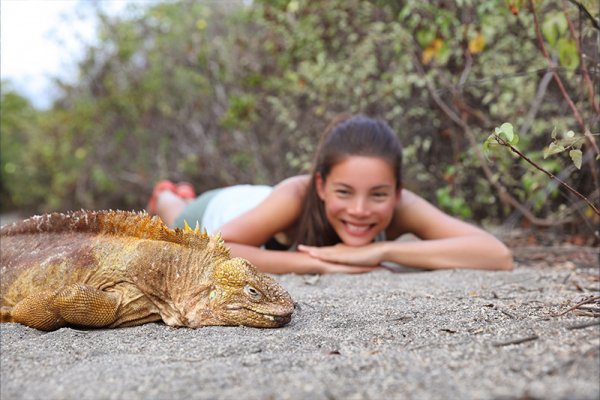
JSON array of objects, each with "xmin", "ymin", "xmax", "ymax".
[{"xmin": 294, "ymin": 114, "xmax": 403, "ymax": 247}]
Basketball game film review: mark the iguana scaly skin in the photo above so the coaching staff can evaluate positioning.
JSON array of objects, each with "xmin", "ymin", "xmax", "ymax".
[{"xmin": 0, "ymin": 210, "xmax": 294, "ymax": 331}]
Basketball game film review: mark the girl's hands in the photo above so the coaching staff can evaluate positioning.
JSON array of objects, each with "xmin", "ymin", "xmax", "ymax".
[
  {"xmin": 316, "ymin": 262, "xmax": 378, "ymax": 274},
  {"xmin": 298, "ymin": 247, "xmax": 377, "ymax": 274},
  {"xmin": 298, "ymin": 243, "xmax": 384, "ymax": 268},
  {"xmin": 226, "ymin": 242, "xmax": 376, "ymax": 274}
]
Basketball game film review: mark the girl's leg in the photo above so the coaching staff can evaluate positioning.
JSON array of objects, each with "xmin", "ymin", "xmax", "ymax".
[
  {"xmin": 147, "ymin": 180, "xmax": 177, "ymax": 215},
  {"xmin": 156, "ymin": 191, "xmax": 189, "ymax": 227},
  {"xmin": 175, "ymin": 182, "xmax": 196, "ymax": 199}
]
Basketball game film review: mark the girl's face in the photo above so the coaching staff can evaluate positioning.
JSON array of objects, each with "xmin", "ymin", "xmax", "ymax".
[{"xmin": 316, "ymin": 156, "xmax": 400, "ymax": 247}]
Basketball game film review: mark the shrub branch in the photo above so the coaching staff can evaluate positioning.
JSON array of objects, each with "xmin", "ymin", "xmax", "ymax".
[{"xmin": 493, "ymin": 134, "xmax": 600, "ymax": 216}]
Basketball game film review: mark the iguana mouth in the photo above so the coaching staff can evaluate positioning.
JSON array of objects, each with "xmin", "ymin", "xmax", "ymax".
[
  {"xmin": 264, "ymin": 314, "xmax": 291, "ymax": 324},
  {"xmin": 226, "ymin": 304, "xmax": 292, "ymax": 324}
]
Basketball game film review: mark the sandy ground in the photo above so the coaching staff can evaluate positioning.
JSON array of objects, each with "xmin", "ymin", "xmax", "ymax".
[{"xmin": 1, "ymin": 260, "xmax": 599, "ymax": 400}]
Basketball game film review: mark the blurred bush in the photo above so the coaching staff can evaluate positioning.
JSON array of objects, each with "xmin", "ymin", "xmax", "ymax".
[{"xmin": 1, "ymin": 0, "xmax": 597, "ymax": 237}]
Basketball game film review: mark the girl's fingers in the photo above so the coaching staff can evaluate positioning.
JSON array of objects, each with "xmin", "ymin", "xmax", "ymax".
[
  {"xmin": 297, "ymin": 244, "xmax": 326, "ymax": 259},
  {"xmin": 297, "ymin": 244, "xmax": 310, "ymax": 252},
  {"xmin": 297, "ymin": 244, "xmax": 318, "ymax": 253},
  {"xmin": 323, "ymin": 264, "xmax": 379, "ymax": 274}
]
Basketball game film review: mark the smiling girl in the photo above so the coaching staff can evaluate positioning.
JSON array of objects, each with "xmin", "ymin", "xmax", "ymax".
[{"xmin": 149, "ymin": 114, "xmax": 513, "ymax": 274}]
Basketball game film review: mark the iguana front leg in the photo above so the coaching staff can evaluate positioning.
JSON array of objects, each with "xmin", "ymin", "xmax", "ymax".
[{"xmin": 6, "ymin": 283, "xmax": 120, "ymax": 331}]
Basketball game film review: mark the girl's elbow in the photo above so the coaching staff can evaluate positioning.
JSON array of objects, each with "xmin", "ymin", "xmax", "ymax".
[
  {"xmin": 484, "ymin": 235, "xmax": 513, "ymax": 271},
  {"xmin": 479, "ymin": 241, "xmax": 513, "ymax": 271},
  {"xmin": 495, "ymin": 246, "xmax": 514, "ymax": 271}
]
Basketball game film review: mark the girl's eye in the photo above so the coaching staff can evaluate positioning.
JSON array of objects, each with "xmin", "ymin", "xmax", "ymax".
[
  {"xmin": 335, "ymin": 189, "xmax": 351, "ymax": 197},
  {"xmin": 372, "ymin": 192, "xmax": 389, "ymax": 200}
]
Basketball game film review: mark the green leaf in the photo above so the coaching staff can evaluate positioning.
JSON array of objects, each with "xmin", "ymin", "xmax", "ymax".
[
  {"xmin": 482, "ymin": 137, "xmax": 490, "ymax": 154},
  {"xmin": 543, "ymin": 142, "xmax": 566, "ymax": 158},
  {"xmin": 557, "ymin": 38, "xmax": 579, "ymax": 70},
  {"xmin": 482, "ymin": 135, "xmax": 500, "ymax": 160},
  {"xmin": 416, "ymin": 29, "xmax": 436, "ymax": 48},
  {"xmin": 497, "ymin": 122, "xmax": 514, "ymax": 142},
  {"xmin": 196, "ymin": 19, "xmax": 207, "ymax": 30},
  {"xmin": 569, "ymin": 149, "xmax": 582, "ymax": 169},
  {"xmin": 542, "ymin": 12, "xmax": 567, "ymax": 48}
]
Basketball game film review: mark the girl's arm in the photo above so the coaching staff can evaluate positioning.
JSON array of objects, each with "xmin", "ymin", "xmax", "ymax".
[
  {"xmin": 219, "ymin": 176, "xmax": 375, "ymax": 274},
  {"xmin": 226, "ymin": 243, "xmax": 377, "ymax": 274},
  {"xmin": 299, "ymin": 190, "xmax": 513, "ymax": 271},
  {"xmin": 299, "ymin": 236, "xmax": 511, "ymax": 270},
  {"xmin": 219, "ymin": 176, "xmax": 307, "ymax": 246}
]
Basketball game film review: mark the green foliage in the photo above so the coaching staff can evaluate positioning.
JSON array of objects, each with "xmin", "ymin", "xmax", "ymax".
[
  {"xmin": 543, "ymin": 129, "xmax": 585, "ymax": 170},
  {"xmin": 1, "ymin": 0, "xmax": 597, "ymax": 231},
  {"xmin": 542, "ymin": 12, "xmax": 568, "ymax": 47},
  {"xmin": 483, "ymin": 123, "xmax": 520, "ymax": 160},
  {"xmin": 542, "ymin": 11, "xmax": 580, "ymax": 70},
  {"xmin": 1, "ymin": 83, "xmax": 34, "ymax": 210},
  {"xmin": 435, "ymin": 186, "xmax": 473, "ymax": 219}
]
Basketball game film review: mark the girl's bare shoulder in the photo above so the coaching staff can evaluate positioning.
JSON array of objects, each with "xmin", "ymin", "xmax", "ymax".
[
  {"xmin": 388, "ymin": 189, "xmax": 440, "ymax": 237},
  {"xmin": 391, "ymin": 189, "xmax": 485, "ymax": 239},
  {"xmin": 274, "ymin": 175, "xmax": 311, "ymax": 197},
  {"xmin": 395, "ymin": 189, "xmax": 424, "ymax": 210}
]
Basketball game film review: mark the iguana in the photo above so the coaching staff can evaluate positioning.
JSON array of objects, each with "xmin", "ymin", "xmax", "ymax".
[{"xmin": 0, "ymin": 210, "xmax": 294, "ymax": 331}]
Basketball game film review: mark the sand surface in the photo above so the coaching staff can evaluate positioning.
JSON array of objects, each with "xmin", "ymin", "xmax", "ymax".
[{"xmin": 1, "ymin": 262, "xmax": 599, "ymax": 400}]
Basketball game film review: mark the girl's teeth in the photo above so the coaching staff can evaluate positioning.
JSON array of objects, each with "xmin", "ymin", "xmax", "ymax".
[{"xmin": 346, "ymin": 223, "xmax": 370, "ymax": 232}]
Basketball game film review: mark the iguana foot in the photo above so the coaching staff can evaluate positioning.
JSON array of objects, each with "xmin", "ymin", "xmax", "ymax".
[{"xmin": 10, "ymin": 284, "xmax": 121, "ymax": 331}]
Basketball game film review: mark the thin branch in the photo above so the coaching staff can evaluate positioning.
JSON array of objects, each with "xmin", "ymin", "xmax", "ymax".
[
  {"xmin": 494, "ymin": 134, "xmax": 600, "ymax": 215},
  {"xmin": 492, "ymin": 334, "xmax": 539, "ymax": 347},
  {"xmin": 502, "ymin": 154, "xmax": 599, "ymax": 229},
  {"xmin": 476, "ymin": 134, "xmax": 575, "ymax": 226},
  {"xmin": 562, "ymin": 1, "xmax": 600, "ymax": 206},
  {"xmin": 566, "ymin": 0, "xmax": 600, "ymax": 30},
  {"xmin": 522, "ymin": 70, "xmax": 554, "ymax": 136},
  {"xmin": 458, "ymin": 46, "xmax": 473, "ymax": 91},
  {"xmin": 567, "ymin": 320, "xmax": 600, "ymax": 330},
  {"xmin": 581, "ymin": 134, "xmax": 600, "ymax": 199},
  {"xmin": 555, "ymin": 295, "xmax": 600, "ymax": 317},
  {"xmin": 562, "ymin": 0, "xmax": 600, "ymax": 118},
  {"xmin": 531, "ymin": 0, "xmax": 586, "ymax": 130}
]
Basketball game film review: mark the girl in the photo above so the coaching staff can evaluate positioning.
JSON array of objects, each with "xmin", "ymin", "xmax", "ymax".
[{"xmin": 149, "ymin": 114, "xmax": 513, "ymax": 274}]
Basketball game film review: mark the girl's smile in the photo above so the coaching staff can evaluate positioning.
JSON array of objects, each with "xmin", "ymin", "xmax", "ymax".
[{"xmin": 316, "ymin": 156, "xmax": 399, "ymax": 246}]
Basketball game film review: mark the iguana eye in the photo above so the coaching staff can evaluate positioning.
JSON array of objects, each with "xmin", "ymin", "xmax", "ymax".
[{"xmin": 244, "ymin": 285, "xmax": 262, "ymax": 300}]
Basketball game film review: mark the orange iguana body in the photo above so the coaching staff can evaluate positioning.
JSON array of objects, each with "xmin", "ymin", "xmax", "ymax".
[{"xmin": 0, "ymin": 210, "xmax": 294, "ymax": 331}]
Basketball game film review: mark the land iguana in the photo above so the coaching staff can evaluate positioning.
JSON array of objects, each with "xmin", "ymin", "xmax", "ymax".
[{"xmin": 0, "ymin": 210, "xmax": 294, "ymax": 331}]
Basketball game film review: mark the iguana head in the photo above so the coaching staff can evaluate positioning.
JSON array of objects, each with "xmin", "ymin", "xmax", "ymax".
[{"xmin": 191, "ymin": 257, "xmax": 294, "ymax": 328}]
